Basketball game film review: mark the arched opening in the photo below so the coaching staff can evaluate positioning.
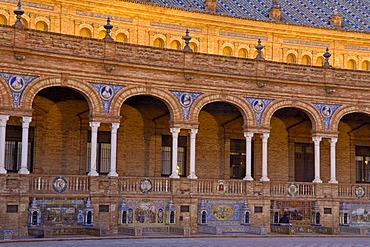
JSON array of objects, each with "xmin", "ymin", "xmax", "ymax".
[
  {"xmin": 86, "ymin": 211, "xmax": 92, "ymax": 224},
  {"xmin": 0, "ymin": 14, "xmax": 7, "ymax": 25},
  {"xmin": 348, "ymin": 59, "xmax": 356, "ymax": 70},
  {"xmin": 238, "ymin": 48, "xmax": 248, "ymax": 58},
  {"xmin": 338, "ymin": 113, "xmax": 370, "ymax": 183},
  {"xmin": 170, "ymin": 40, "xmax": 181, "ymax": 50},
  {"xmin": 21, "ymin": 18, "xmax": 28, "ymax": 28},
  {"xmin": 287, "ymin": 54, "xmax": 296, "ymax": 64},
  {"xmin": 35, "ymin": 21, "xmax": 48, "ymax": 31},
  {"xmin": 169, "ymin": 211, "xmax": 175, "ymax": 223},
  {"xmin": 153, "ymin": 38, "xmax": 165, "ymax": 48},
  {"xmin": 30, "ymin": 87, "xmax": 90, "ymax": 175},
  {"xmin": 362, "ymin": 61, "xmax": 370, "ymax": 71},
  {"xmin": 222, "ymin": 46, "xmax": 233, "ymax": 56},
  {"xmin": 120, "ymin": 95, "xmax": 173, "ymax": 177},
  {"xmin": 201, "ymin": 211, "xmax": 207, "ymax": 224},
  {"xmin": 116, "ymin": 33, "xmax": 128, "ymax": 42},
  {"xmin": 245, "ymin": 212, "xmax": 250, "ymax": 224},
  {"xmin": 198, "ymin": 102, "xmax": 247, "ymax": 179},
  {"xmin": 122, "ymin": 211, "xmax": 127, "ymax": 224},
  {"xmin": 80, "ymin": 28, "xmax": 92, "ymax": 38},
  {"xmin": 301, "ymin": 55, "xmax": 311, "ymax": 65},
  {"xmin": 32, "ymin": 211, "xmax": 38, "ymax": 225},
  {"xmin": 270, "ymin": 108, "xmax": 313, "ymax": 182},
  {"xmin": 315, "ymin": 57, "xmax": 324, "ymax": 66},
  {"xmin": 189, "ymin": 42, "xmax": 198, "ymax": 52},
  {"xmin": 98, "ymin": 30, "xmax": 106, "ymax": 39}
]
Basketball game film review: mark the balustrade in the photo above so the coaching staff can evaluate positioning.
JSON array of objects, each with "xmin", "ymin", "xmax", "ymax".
[
  {"xmin": 118, "ymin": 177, "xmax": 172, "ymax": 194},
  {"xmin": 29, "ymin": 175, "xmax": 89, "ymax": 193}
]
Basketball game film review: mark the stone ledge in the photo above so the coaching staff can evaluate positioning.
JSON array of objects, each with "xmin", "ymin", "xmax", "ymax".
[{"xmin": 28, "ymin": 226, "xmax": 108, "ymax": 238}]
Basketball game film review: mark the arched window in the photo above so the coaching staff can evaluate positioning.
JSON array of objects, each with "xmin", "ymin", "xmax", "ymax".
[
  {"xmin": 116, "ymin": 33, "xmax": 128, "ymax": 42},
  {"xmin": 80, "ymin": 28, "xmax": 92, "ymax": 38},
  {"xmin": 21, "ymin": 18, "xmax": 28, "ymax": 28},
  {"xmin": 344, "ymin": 213, "xmax": 348, "ymax": 225},
  {"xmin": 0, "ymin": 14, "xmax": 7, "ymax": 25},
  {"xmin": 98, "ymin": 30, "xmax": 106, "ymax": 39},
  {"xmin": 301, "ymin": 55, "xmax": 311, "ymax": 65},
  {"xmin": 35, "ymin": 21, "xmax": 48, "ymax": 31},
  {"xmin": 32, "ymin": 211, "xmax": 38, "ymax": 225},
  {"xmin": 315, "ymin": 212, "xmax": 320, "ymax": 225},
  {"xmin": 245, "ymin": 212, "xmax": 250, "ymax": 224},
  {"xmin": 223, "ymin": 46, "xmax": 232, "ymax": 56},
  {"xmin": 315, "ymin": 57, "xmax": 324, "ymax": 66},
  {"xmin": 238, "ymin": 48, "xmax": 248, "ymax": 58},
  {"xmin": 122, "ymin": 211, "xmax": 127, "ymax": 224},
  {"xmin": 170, "ymin": 40, "xmax": 181, "ymax": 50},
  {"xmin": 348, "ymin": 59, "xmax": 356, "ymax": 70},
  {"xmin": 87, "ymin": 211, "xmax": 92, "ymax": 224},
  {"xmin": 170, "ymin": 211, "xmax": 175, "ymax": 224},
  {"xmin": 274, "ymin": 212, "xmax": 279, "ymax": 224},
  {"xmin": 189, "ymin": 42, "xmax": 198, "ymax": 52},
  {"xmin": 153, "ymin": 38, "xmax": 165, "ymax": 48},
  {"xmin": 362, "ymin": 61, "xmax": 370, "ymax": 71},
  {"xmin": 287, "ymin": 54, "xmax": 296, "ymax": 64},
  {"xmin": 201, "ymin": 211, "xmax": 207, "ymax": 224}
]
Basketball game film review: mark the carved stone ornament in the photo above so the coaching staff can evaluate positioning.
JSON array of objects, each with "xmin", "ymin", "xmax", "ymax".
[
  {"xmin": 184, "ymin": 73, "xmax": 193, "ymax": 81},
  {"xmin": 104, "ymin": 65, "xmax": 115, "ymax": 72},
  {"xmin": 14, "ymin": 53, "xmax": 26, "ymax": 61},
  {"xmin": 325, "ymin": 87, "xmax": 336, "ymax": 94},
  {"xmin": 256, "ymin": 81, "xmax": 266, "ymax": 88}
]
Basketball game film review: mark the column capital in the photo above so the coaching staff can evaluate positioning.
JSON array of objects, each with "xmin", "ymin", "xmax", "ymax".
[
  {"xmin": 21, "ymin": 116, "xmax": 32, "ymax": 127},
  {"xmin": 244, "ymin": 132, "xmax": 254, "ymax": 139},
  {"xmin": 170, "ymin": 127, "xmax": 180, "ymax": 135},
  {"xmin": 189, "ymin": 128, "xmax": 198, "ymax": 135},
  {"xmin": 312, "ymin": 136, "xmax": 322, "ymax": 143},
  {"xmin": 0, "ymin": 115, "xmax": 9, "ymax": 127},
  {"xmin": 261, "ymin": 132, "xmax": 270, "ymax": 139},
  {"xmin": 89, "ymin": 122, "xmax": 101, "ymax": 129},
  {"xmin": 329, "ymin": 137, "xmax": 338, "ymax": 144},
  {"xmin": 111, "ymin": 122, "xmax": 120, "ymax": 132}
]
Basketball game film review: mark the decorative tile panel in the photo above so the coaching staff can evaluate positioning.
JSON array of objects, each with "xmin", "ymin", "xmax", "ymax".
[
  {"xmin": 245, "ymin": 97, "xmax": 273, "ymax": 125},
  {"xmin": 170, "ymin": 90, "xmax": 202, "ymax": 120},
  {"xmin": 90, "ymin": 82, "xmax": 124, "ymax": 113},
  {"xmin": 0, "ymin": 73, "xmax": 38, "ymax": 107},
  {"xmin": 313, "ymin": 103, "xmax": 340, "ymax": 129}
]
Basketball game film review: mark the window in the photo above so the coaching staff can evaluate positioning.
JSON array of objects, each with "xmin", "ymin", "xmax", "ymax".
[
  {"xmin": 222, "ymin": 46, "xmax": 232, "ymax": 56},
  {"xmin": 362, "ymin": 61, "xmax": 370, "ymax": 71},
  {"xmin": 87, "ymin": 131, "xmax": 111, "ymax": 174},
  {"xmin": 116, "ymin": 33, "xmax": 128, "ymax": 42},
  {"xmin": 287, "ymin": 54, "xmax": 296, "ymax": 64},
  {"xmin": 161, "ymin": 135, "xmax": 187, "ymax": 176},
  {"xmin": 153, "ymin": 38, "xmax": 165, "ymax": 48},
  {"xmin": 301, "ymin": 55, "xmax": 311, "ymax": 65},
  {"xmin": 294, "ymin": 143, "xmax": 314, "ymax": 182},
  {"xmin": 230, "ymin": 139, "xmax": 253, "ymax": 179},
  {"xmin": 238, "ymin": 49, "xmax": 248, "ymax": 58},
  {"xmin": 80, "ymin": 28, "xmax": 92, "ymax": 38},
  {"xmin": 189, "ymin": 42, "xmax": 198, "ymax": 52},
  {"xmin": 170, "ymin": 40, "xmax": 181, "ymax": 50},
  {"xmin": 355, "ymin": 146, "xmax": 370, "ymax": 183},
  {"xmin": 315, "ymin": 57, "xmax": 324, "ymax": 66},
  {"xmin": 35, "ymin": 21, "xmax": 48, "ymax": 31},
  {"xmin": 5, "ymin": 126, "xmax": 34, "ymax": 172},
  {"xmin": 0, "ymin": 14, "xmax": 7, "ymax": 25},
  {"xmin": 348, "ymin": 59, "xmax": 356, "ymax": 70}
]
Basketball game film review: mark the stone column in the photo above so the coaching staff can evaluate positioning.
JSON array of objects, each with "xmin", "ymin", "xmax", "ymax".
[
  {"xmin": 329, "ymin": 137, "xmax": 338, "ymax": 184},
  {"xmin": 19, "ymin": 117, "xmax": 32, "ymax": 174},
  {"xmin": 260, "ymin": 133, "xmax": 270, "ymax": 182},
  {"xmin": 243, "ymin": 132, "xmax": 254, "ymax": 181},
  {"xmin": 187, "ymin": 129, "xmax": 198, "ymax": 179},
  {"xmin": 312, "ymin": 136, "xmax": 323, "ymax": 183},
  {"xmin": 88, "ymin": 122, "xmax": 100, "ymax": 176},
  {"xmin": 108, "ymin": 123, "xmax": 120, "ymax": 177},
  {"xmin": 170, "ymin": 128, "xmax": 180, "ymax": 179},
  {"xmin": 0, "ymin": 115, "xmax": 9, "ymax": 174}
]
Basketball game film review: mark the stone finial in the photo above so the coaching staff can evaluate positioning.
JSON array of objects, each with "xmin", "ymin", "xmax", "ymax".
[
  {"xmin": 323, "ymin": 47, "xmax": 331, "ymax": 68},
  {"xmin": 204, "ymin": 0, "xmax": 217, "ymax": 13},
  {"xmin": 329, "ymin": 8, "xmax": 342, "ymax": 28},
  {"xmin": 269, "ymin": 0, "xmax": 281, "ymax": 21},
  {"xmin": 182, "ymin": 29, "xmax": 193, "ymax": 52},
  {"xmin": 255, "ymin": 39, "xmax": 265, "ymax": 60},
  {"xmin": 13, "ymin": 0, "xmax": 24, "ymax": 28},
  {"xmin": 103, "ymin": 17, "xmax": 113, "ymax": 41}
]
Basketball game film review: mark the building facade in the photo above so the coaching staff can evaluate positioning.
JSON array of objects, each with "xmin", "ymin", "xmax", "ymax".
[{"xmin": 1, "ymin": 0, "xmax": 370, "ymax": 237}]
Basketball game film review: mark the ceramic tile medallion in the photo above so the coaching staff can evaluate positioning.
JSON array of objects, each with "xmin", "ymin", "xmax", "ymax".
[
  {"xmin": 354, "ymin": 185, "xmax": 366, "ymax": 199},
  {"xmin": 90, "ymin": 82, "xmax": 124, "ymax": 113},
  {"xmin": 313, "ymin": 103, "xmax": 340, "ymax": 129},
  {"xmin": 52, "ymin": 176, "xmax": 67, "ymax": 193},
  {"xmin": 0, "ymin": 73, "xmax": 38, "ymax": 106},
  {"xmin": 170, "ymin": 90, "xmax": 202, "ymax": 120},
  {"xmin": 245, "ymin": 97, "xmax": 273, "ymax": 125}
]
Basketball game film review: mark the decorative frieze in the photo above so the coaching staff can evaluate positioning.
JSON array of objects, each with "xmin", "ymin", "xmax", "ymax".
[
  {"xmin": 76, "ymin": 11, "xmax": 133, "ymax": 23},
  {"xmin": 151, "ymin": 22, "xmax": 201, "ymax": 33},
  {"xmin": 283, "ymin": 39, "xmax": 328, "ymax": 47},
  {"xmin": 220, "ymin": 31, "xmax": 267, "ymax": 41}
]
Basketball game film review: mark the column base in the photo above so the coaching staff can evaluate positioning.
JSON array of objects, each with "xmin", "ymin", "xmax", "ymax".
[
  {"xmin": 312, "ymin": 178, "xmax": 323, "ymax": 183},
  {"xmin": 108, "ymin": 171, "xmax": 118, "ymax": 177},
  {"xmin": 88, "ymin": 170, "xmax": 99, "ymax": 176},
  {"xmin": 187, "ymin": 173, "xmax": 198, "ymax": 179},
  {"xmin": 328, "ymin": 178, "xmax": 338, "ymax": 184},
  {"xmin": 243, "ymin": 175, "xmax": 254, "ymax": 181},
  {"xmin": 259, "ymin": 176, "xmax": 270, "ymax": 182},
  {"xmin": 0, "ymin": 167, "xmax": 7, "ymax": 174},
  {"xmin": 18, "ymin": 168, "xmax": 30, "ymax": 175},
  {"xmin": 170, "ymin": 173, "xmax": 180, "ymax": 179}
]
